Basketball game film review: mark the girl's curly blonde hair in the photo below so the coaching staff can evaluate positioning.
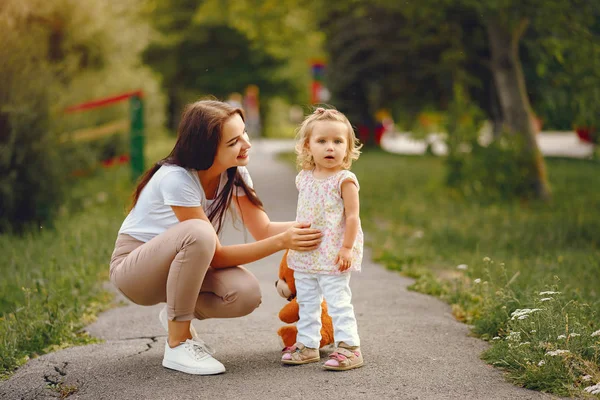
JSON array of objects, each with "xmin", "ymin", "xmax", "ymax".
[{"xmin": 295, "ymin": 107, "xmax": 362, "ymax": 170}]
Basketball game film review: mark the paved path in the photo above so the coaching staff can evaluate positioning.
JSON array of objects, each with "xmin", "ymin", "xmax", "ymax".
[{"xmin": 0, "ymin": 141, "xmax": 555, "ymax": 400}]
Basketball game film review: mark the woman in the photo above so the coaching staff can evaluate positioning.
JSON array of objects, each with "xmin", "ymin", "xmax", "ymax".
[{"xmin": 109, "ymin": 100, "xmax": 321, "ymax": 375}]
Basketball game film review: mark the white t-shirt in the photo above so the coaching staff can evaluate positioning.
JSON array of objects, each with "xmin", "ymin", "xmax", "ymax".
[{"xmin": 118, "ymin": 164, "xmax": 253, "ymax": 242}]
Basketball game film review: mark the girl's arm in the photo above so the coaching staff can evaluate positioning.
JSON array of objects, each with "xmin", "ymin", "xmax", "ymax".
[
  {"xmin": 341, "ymin": 180, "xmax": 361, "ymax": 247},
  {"xmin": 233, "ymin": 195, "xmax": 297, "ymax": 240},
  {"xmin": 171, "ymin": 205, "xmax": 320, "ymax": 268}
]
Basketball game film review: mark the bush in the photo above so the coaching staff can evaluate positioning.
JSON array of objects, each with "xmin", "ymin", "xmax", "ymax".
[
  {"xmin": 0, "ymin": 0, "xmax": 166, "ymax": 233},
  {"xmin": 0, "ymin": 164, "xmax": 132, "ymax": 377},
  {"xmin": 443, "ymin": 85, "xmax": 540, "ymax": 201},
  {"xmin": 0, "ymin": 6, "xmax": 68, "ymax": 233},
  {"xmin": 447, "ymin": 135, "xmax": 539, "ymax": 201}
]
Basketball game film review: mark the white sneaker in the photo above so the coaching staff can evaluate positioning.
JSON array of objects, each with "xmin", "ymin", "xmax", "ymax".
[
  {"xmin": 162, "ymin": 339, "xmax": 226, "ymax": 375},
  {"xmin": 159, "ymin": 305, "xmax": 201, "ymax": 341}
]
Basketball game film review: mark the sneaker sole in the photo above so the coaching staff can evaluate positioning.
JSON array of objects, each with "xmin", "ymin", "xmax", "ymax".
[{"xmin": 162, "ymin": 359, "xmax": 225, "ymax": 375}]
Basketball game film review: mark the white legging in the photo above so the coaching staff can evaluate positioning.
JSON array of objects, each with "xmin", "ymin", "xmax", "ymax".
[{"xmin": 294, "ymin": 271, "xmax": 360, "ymax": 349}]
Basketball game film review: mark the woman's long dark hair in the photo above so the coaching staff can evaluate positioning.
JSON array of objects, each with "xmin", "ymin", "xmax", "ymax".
[{"xmin": 129, "ymin": 100, "xmax": 263, "ymax": 234}]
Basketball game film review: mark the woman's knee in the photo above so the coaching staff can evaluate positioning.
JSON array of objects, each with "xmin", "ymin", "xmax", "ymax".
[
  {"xmin": 180, "ymin": 219, "xmax": 216, "ymax": 254},
  {"xmin": 232, "ymin": 269, "xmax": 262, "ymax": 316}
]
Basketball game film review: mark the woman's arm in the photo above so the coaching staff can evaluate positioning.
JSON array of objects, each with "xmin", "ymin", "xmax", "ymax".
[
  {"xmin": 171, "ymin": 205, "xmax": 320, "ymax": 268},
  {"xmin": 233, "ymin": 195, "xmax": 297, "ymax": 240}
]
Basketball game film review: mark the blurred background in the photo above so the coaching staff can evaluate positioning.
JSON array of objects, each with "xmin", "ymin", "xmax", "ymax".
[{"xmin": 1, "ymin": 0, "xmax": 599, "ymax": 395}]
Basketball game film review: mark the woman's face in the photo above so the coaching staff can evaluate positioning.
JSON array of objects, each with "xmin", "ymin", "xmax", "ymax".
[{"xmin": 214, "ymin": 113, "xmax": 251, "ymax": 169}]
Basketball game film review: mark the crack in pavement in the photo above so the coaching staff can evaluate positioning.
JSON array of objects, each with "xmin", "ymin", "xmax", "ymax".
[
  {"xmin": 43, "ymin": 362, "xmax": 68, "ymax": 386},
  {"xmin": 137, "ymin": 336, "xmax": 158, "ymax": 356},
  {"xmin": 42, "ymin": 361, "xmax": 81, "ymax": 399}
]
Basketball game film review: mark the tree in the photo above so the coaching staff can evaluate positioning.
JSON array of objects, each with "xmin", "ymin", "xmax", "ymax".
[
  {"xmin": 192, "ymin": 0, "xmax": 325, "ymax": 104},
  {"xmin": 0, "ymin": 0, "xmax": 165, "ymax": 232},
  {"xmin": 328, "ymin": 0, "xmax": 600, "ymax": 199},
  {"xmin": 144, "ymin": 22, "xmax": 292, "ymax": 129},
  {"xmin": 449, "ymin": 0, "xmax": 598, "ymax": 199},
  {"xmin": 318, "ymin": 3, "xmax": 469, "ymax": 144},
  {"xmin": 143, "ymin": 0, "xmax": 324, "ymax": 129}
]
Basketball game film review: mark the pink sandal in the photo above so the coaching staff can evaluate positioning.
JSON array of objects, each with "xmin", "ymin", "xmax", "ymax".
[
  {"xmin": 324, "ymin": 343, "xmax": 364, "ymax": 371},
  {"xmin": 281, "ymin": 343, "xmax": 320, "ymax": 365}
]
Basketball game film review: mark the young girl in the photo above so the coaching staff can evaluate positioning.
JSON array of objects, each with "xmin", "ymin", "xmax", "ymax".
[{"xmin": 282, "ymin": 107, "xmax": 364, "ymax": 371}]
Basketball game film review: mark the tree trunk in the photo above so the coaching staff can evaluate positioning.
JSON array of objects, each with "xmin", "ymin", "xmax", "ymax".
[{"xmin": 486, "ymin": 17, "xmax": 551, "ymax": 200}]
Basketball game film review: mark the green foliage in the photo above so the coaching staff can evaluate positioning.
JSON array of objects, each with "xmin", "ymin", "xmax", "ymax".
[
  {"xmin": 193, "ymin": 0, "xmax": 325, "ymax": 104},
  {"xmin": 1, "ymin": 1, "xmax": 70, "ymax": 233},
  {"xmin": 333, "ymin": 149, "xmax": 599, "ymax": 396},
  {"xmin": 143, "ymin": 0, "xmax": 323, "ymax": 130},
  {"xmin": 525, "ymin": 20, "xmax": 600, "ymax": 130},
  {"xmin": 144, "ymin": 24, "xmax": 292, "ymax": 101},
  {"xmin": 0, "ymin": 163, "xmax": 132, "ymax": 377},
  {"xmin": 0, "ymin": 0, "xmax": 166, "ymax": 232},
  {"xmin": 478, "ymin": 277, "xmax": 599, "ymax": 397},
  {"xmin": 456, "ymin": 136, "xmax": 546, "ymax": 200},
  {"xmin": 442, "ymin": 85, "xmax": 543, "ymax": 200},
  {"xmin": 318, "ymin": 2, "xmax": 466, "ymax": 129}
]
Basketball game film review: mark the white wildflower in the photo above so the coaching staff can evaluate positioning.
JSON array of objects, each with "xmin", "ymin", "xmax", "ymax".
[
  {"xmin": 483, "ymin": 257, "xmax": 491, "ymax": 262},
  {"xmin": 412, "ymin": 230, "xmax": 424, "ymax": 239},
  {"xmin": 492, "ymin": 336, "xmax": 501, "ymax": 340},
  {"xmin": 518, "ymin": 315, "xmax": 529, "ymax": 320},
  {"xmin": 584, "ymin": 383, "xmax": 600, "ymax": 395},
  {"xmin": 569, "ymin": 333, "xmax": 580, "ymax": 338},
  {"xmin": 474, "ymin": 278, "xmax": 481, "ymax": 284},
  {"xmin": 530, "ymin": 330, "xmax": 537, "ymax": 333},
  {"xmin": 557, "ymin": 335, "xmax": 566, "ymax": 340},
  {"xmin": 539, "ymin": 291, "xmax": 561, "ymax": 296},
  {"xmin": 457, "ymin": 264, "xmax": 468, "ymax": 270},
  {"xmin": 546, "ymin": 349, "xmax": 570, "ymax": 356},
  {"xmin": 506, "ymin": 331, "xmax": 521, "ymax": 341},
  {"xmin": 582, "ymin": 375, "xmax": 592, "ymax": 381},
  {"xmin": 591, "ymin": 330, "xmax": 600, "ymax": 337},
  {"xmin": 518, "ymin": 342, "xmax": 530, "ymax": 347},
  {"xmin": 540, "ymin": 298, "xmax": 552, "ymax": 302},
  {"xmin": 537, "ymin": 360, "xmax": 545, "ymax": 366},
  {"xmin": 510, "ymin": 308, "xmax": 542, "ymax": 320}
]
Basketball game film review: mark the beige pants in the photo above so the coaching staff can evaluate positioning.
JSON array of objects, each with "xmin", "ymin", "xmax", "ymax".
[{"xmin": 109, "ymin": 219, "xmax": 262, "ymax": 321}]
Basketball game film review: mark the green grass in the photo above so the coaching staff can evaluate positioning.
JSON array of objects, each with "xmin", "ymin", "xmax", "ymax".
[
  {"xmin": 2, "ymin": 137, "xmax": 598, "ymax": 396},
  {"xmin": 282, "ymin": 149, "xmax": 600, "ymax": 397},
  {"xmin": 0, "ymin": 135, "xmax": 176, "ymax": 378},
  {"xmin": 0, "ymin": 166, "xmax": 130, "ymax": 377},
  {"xmin": 357, "ymin": 151, "xmax": 600, "ymax": 397}
]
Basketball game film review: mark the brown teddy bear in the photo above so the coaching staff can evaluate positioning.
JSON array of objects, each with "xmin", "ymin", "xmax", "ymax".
[{"xmin": 275, "ymin": 250, "xmax": 334, "ymax": 349}]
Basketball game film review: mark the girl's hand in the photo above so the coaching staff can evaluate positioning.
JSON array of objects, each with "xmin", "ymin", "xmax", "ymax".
[
  {"xmin": 335, "ymin": 247, "xmax": 353, "ymax": 271},
  {"xmin": 283, "ymin": 222, "xmax": 321, "ymax": 251}
]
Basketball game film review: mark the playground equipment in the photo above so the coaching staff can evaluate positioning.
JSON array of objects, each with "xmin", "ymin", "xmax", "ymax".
[{"xmin": 63, "ymin": 90, "xmax": 145, "ymax": 181}]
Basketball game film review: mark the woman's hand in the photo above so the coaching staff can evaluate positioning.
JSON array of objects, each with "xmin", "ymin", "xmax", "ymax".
[
  {"xmin": 335, "ymin": 247, "xmax": 353, "ymax": 271},
  {"xmin": 283, "ymin": 222, "xmax": 322, "ymax": 251}
]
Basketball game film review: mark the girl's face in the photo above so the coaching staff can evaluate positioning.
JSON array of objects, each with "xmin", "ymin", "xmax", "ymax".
[
  {"xmin": 306, "ymin": 121, "xmax": 349, "ymax": 172},
  {"xmin": 214, "ymin": 113, "xmax": 251, "ymax": 169}
]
